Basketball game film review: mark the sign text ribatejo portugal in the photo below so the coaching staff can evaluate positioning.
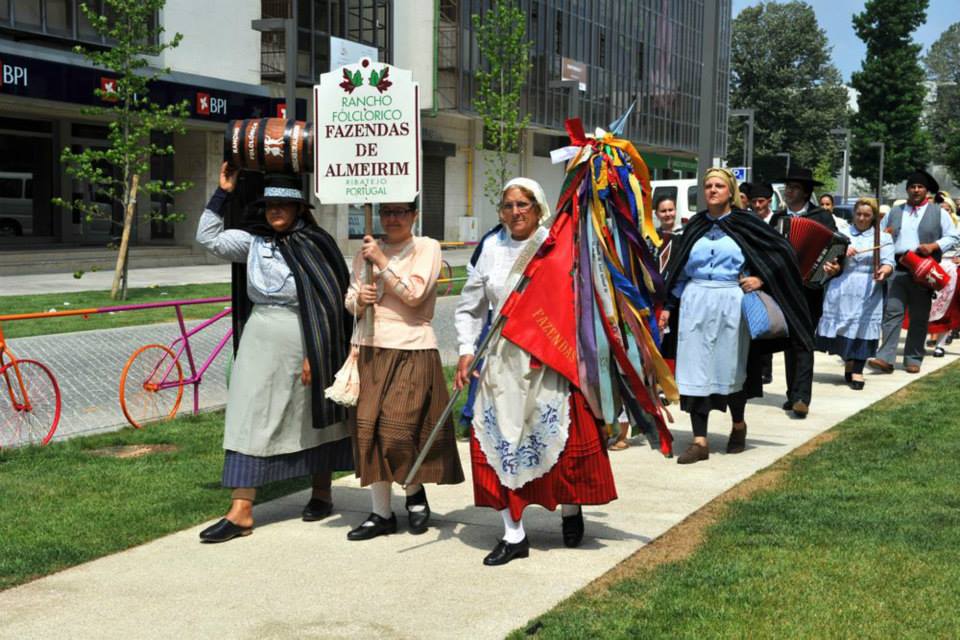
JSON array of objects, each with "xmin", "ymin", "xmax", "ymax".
[{"xmin": 314, "ymin": 58, "xmax": 421, "ymax": 204}]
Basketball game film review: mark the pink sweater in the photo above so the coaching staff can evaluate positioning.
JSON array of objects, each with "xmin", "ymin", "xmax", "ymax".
[{"xmin": 345, "ymin": 236, "xmax": 441, "ymax": 350}]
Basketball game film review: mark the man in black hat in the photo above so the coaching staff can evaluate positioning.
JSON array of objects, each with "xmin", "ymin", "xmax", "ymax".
[
  {"xmin": 869, "ymin": 169, "xmax": 960, "ymax": 374},
  {"xmin": 769, "ymin": 167, "xmax": 838, "ymax": 418},
  {"xmin": 750, "ymin": 181, "xmax": 776, "ymax": 225}
]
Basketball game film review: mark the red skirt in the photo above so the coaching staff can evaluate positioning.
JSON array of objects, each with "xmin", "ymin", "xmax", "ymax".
[
  {"xmin": 928, "ymin": 288, "xmax": 960, "ymax": 333},
  {"xmin": 470, "ymin": 389, "xmax": 618, "ymax": 521}
]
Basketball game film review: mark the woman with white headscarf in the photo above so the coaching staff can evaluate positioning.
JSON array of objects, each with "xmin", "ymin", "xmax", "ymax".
[{"xmin": 454, "ymin": 177, "xmax": 618, "ymax": 566}]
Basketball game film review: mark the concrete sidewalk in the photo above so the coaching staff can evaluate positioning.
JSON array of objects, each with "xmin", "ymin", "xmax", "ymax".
[
  {"xmin": 0, "ymin": 342, "xmax": 953, "ymax": 639},
  {"xmin": 0, "ymin": 248, "xmax": 475, "ymax": 296}
]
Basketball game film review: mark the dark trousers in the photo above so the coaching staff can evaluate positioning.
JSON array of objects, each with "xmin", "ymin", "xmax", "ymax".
[
  {"xmin": 784, "ymin": 346, "xmax": 814, "ymax": 405},
  {"xmin": 784, "ymin": 287, "xmax": 822, "ymax": 406},
  {"xmin": 876, "ymin": 270, "xmax": 932, "ymax": 367}
]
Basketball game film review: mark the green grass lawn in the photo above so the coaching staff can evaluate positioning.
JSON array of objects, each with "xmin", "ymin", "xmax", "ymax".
[
  {"xmin": 0, "ymin": 366, "xmax": 468, "ymax": 592},
  {"xmin": 511, "ymin": 363, "xmax": 960, "ymax": 639},
  {"xmin": 0, "ymin": 266, "xmax": 466, "ymax": 340}
]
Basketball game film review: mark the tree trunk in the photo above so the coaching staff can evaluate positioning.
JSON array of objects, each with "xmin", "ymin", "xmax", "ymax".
[{"xmin": 111, "ymin": 173, "xmax": 139, "ymax": 300}]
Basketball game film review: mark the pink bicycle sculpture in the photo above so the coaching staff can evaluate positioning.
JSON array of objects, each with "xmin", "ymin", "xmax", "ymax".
[{"xmin": 119, "ymin": 297, "xmax": 233, "ymax": 429}]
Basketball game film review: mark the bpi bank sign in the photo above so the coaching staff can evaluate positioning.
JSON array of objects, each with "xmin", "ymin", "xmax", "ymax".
[
  {"xmin": 0, "ymin": 58, "xmax": 29, "ymax": 89},
  {"xmin": 196, "ymin": 92, "xmax": 227, "ymax": 116}
]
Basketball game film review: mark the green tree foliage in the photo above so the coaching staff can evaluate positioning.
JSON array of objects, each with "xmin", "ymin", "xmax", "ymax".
[
  {"xmin": 850, "ymin": 0, "xmax": 929, "ymax": 190},
  {"xmin": 471, "ymin": 1, "xmax": 532, "ymax": 208},
  {"xmin": 727, "ymin": 2, "xmax": 849, "ymax": 181},
  {"xmin": 54, "ymin": 0, "xmax": 191, "ymax": 300},
  {"xmin": 924, "ymin": 22, "xmax": 960, "ymax": 182}
]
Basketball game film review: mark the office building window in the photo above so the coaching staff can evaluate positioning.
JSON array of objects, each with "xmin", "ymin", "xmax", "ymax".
[{"xmin": 0, "ymin": 0, "xmax": 157, "ymax": 47}]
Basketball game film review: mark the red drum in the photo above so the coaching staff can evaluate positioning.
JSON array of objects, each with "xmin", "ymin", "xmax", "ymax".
[
  {"xmin": 899, "ymin": 250, "xmax": 949, "ymax": 291},
  {"xmin": 223, "ymin": 118, "xmax": 314, "ymax": 174}
]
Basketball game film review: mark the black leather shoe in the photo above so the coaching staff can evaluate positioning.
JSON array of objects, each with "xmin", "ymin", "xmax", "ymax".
[
  {"xmin": 561, "ymin": 508, "xmax": 584, "ymax": 548},
  {"xmin": 302, "ymin": 498, "xmax": 333, "ymax": 522},
  {"xmin": 781, "ymin": 400, "xmax": 793, "ymax": 411},
  {"xmin": 405, "ymin": 487, "xmax": 430, "ymax": 535},
  {"xmin": 347, "ymin": 512, "xmax": 397, "ymax": 541},
  {"xmin": 762, "ymin": 373, "xmax": 773, "ymax": 384},
  {"xmin": 483, "ymin": 537, "xmax": 530, "ymax": 566},
  {"xmin": 199, "ymin": 518, "xmax": 252, "ymax": 543}
]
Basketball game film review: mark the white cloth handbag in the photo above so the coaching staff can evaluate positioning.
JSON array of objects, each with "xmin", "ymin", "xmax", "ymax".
[{"xmin": 324, "ymin": 299, "xmax": 361, "ymax": 407}]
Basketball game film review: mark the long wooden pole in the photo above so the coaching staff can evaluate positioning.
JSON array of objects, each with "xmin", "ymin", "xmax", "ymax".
[{"xmin": 363, "ymin": 202, "xmax": 374, "ymax": 337}]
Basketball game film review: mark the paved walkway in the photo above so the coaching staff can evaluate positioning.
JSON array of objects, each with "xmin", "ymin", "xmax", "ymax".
[
  {"xmin": 0, "ymin": 248, "xmax": 475, "ymax": 295},
  {"xmin": 0, "ymin": 337, "xmax": 953, "ymax": 639}
]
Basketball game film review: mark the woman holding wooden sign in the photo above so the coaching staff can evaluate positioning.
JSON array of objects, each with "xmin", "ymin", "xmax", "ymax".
[{"xmin": 344, "ymin": 199, "xmax": 464, "ymax": 541}]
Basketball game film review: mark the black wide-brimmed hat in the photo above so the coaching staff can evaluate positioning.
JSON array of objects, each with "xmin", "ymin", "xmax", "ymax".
[
  {"xmin": 750, "ymin": 182, "xmax": 774, "ymax": 199},
  {"xmin": 905, "ymin": 168, "xmax": 939, "ymax": 193},
  {"xmin": 739, "ymin": 182, "xmax": 753, "ymax": 199},
  {"xmin": 779, "ymin": 166, "xmax": 824, "ymax": 189},
  {"xmin": 251, "ymin": 173, "xmax": 313, "ymax": 209}
]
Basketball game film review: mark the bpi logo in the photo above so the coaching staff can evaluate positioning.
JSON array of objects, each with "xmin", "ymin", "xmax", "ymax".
[
  {"xmin": 196, "ymin": 92, "xmax": 227, "ymax": 116},
  {"xmin": 0, "ymin": 59, "xmax": 29, "ymax": 89},
  {"xmin": 100, "ymin": 77, "xmax": 118, "ymax": 102}
]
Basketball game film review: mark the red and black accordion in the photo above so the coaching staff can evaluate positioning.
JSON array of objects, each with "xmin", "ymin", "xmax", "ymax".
[{"xmin": 776, "ymin": 216, "xmax": 849, "ymax": 287}]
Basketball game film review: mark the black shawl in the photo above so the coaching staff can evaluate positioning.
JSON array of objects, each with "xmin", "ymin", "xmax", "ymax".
[
  {"xmin": 275, "ymin": 225, "xmax": 352, "ymax": 430},
  {"xmin": 661, "ymin": 208, "xmax": 814, "ymax": 359}
]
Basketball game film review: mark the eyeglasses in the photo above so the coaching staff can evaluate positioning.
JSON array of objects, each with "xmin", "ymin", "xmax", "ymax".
[
  {"xmin": 379, "ymin": 208, "xmax": 413, "ymax": 218},
  {"xmin": 499, "ymin": 201, "xmax": 533, "ymax": 213}
]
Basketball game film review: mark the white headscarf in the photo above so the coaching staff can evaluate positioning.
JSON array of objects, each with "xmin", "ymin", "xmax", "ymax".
[{"xmin": 501, "ymin": 177, "xmax": 552, "ymax": 223}]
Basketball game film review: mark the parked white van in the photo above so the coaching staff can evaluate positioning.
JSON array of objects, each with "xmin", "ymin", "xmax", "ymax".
[{"xmin": 0, "ymin": 171, "xmax": 33, "ymax": 237}]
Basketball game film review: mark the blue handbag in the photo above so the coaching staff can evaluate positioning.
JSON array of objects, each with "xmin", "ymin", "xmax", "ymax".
[{"xmin": 742, "ymin": 290, "xmax": 789, "ymax": 340}]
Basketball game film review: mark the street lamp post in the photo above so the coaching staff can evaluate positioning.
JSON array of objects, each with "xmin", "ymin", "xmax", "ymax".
[
  {"xmin": 730, "ymin": 108, "xmax": 756, "ymax": 182},
  {"xmin": 775, "ymin": 152, "xmax": 791, "ymax": 177},
  {"xmin": 868, "ymin": 141, "xmax": 885, "ymax": 204},
  {"xmin": 830, "ymin": 128, "xmax": 851, "ymax": 203}
]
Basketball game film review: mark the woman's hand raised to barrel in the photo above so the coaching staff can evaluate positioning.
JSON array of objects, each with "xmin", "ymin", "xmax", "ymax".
[{"xmin": 219, "ymin": 161, "xmax": 238, "ymax": 193}]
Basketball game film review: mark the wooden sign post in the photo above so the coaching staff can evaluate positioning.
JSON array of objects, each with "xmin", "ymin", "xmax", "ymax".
[{"xmin": 314, "ymin": 58, "xmax": 421, "ymax": 338}]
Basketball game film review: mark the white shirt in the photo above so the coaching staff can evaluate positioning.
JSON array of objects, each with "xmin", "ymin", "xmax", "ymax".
[
  {"xmin": 881, "ymin": 201, "xmax": 960, "ymax": 255},
  {"xmin": 454, "ymin": 228, "xmax": 531, "ymax": 356}
]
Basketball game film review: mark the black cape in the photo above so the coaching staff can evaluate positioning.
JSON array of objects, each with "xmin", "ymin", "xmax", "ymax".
[{"xmin": 661, "ymin": 208, "xmax": 814, "ymax": 361}]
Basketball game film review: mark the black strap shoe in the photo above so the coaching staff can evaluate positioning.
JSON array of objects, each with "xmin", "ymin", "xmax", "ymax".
[
  {"xmin": 199, "ymin": 518, "xmax": 252, "ymax": 543},
  {"xmin": 483, "ymin": 537, "xmax": 530, "ymax": 566},
  {"xmin": 302, "ymin": 498, "xmax": 333, "ymax": 522},
  {"xmin": 561, "ymin": 507, "xmax": 585, "ymax": 548},
  {"xmin": 405, "ymin": 487, "xmax": 431, "ymax": 535},
  {"xmin": 347, "ymin": 512, "xmax": 397, "ymax": 541}
]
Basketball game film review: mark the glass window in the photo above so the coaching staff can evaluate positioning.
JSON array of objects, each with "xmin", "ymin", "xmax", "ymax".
[
  {"xmin": 24, "ymin": 178, "xmax": 33, "ymax": 198},
  {"xmin": 77, "ymin": 0, "xmax": 100, "ymax": 41},
  {"xmin": 314, "ymin": 0, "xmax": 329, "ymax": 32},
  {"xmin": 12, "ymin": 0, "xmax": 40, "ymax": 28},
  {"xmin": 0, "ymin": 177, "xmax": 22, "ymax": 198},
  {"xmin": 45, "ymin": 0, "xmax": 71, "ymax": 35},
  {"xmin": 0, "ymin": 1, "xmax": 10, "ymax": 22},
  {"xmin": 687, "ymin": 186, "xmax": 698, "ymax": 212}
]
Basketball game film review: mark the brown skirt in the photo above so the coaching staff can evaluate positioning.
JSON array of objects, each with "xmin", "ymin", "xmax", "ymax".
[{"xmin": 352, "ymin": 346, "xmax": 464, "ymax": 486}]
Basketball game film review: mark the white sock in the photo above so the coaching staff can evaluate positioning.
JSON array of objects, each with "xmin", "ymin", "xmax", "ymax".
[
  {"xmin": 561, "ymin": 504, "xmax": 581, "ymax": 517},
  {"xmin": 500, "ymin": 508, "xmax": 525, "ymax": 543},
  {"xmin": 405, "ymin": 483, "xmax": 426, "ymax": 512},
  {"xmin": 368, "ymin": 481, "xmax": 392, "ymax": 521},
  {"xmin": 937, "ymin": 333, "xmax": 950, "ymax": 348}
]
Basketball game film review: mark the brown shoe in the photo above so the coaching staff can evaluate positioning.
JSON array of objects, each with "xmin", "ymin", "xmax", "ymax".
[
  {"xmin": 867, "ymin": 358, "xmax": 894, "ymax": 373},
  {"xmin": 905, "ymin": 364, "xmax": 921, "ymax": 374},
  {"xmin": 677, "ymin": 443, "xmax": 709, "ymax": 464},
  {"xmin": 727, "ymin": 425, "xmax": 747, "ymax": 453},
  {"xmin": 791, "ymin": 400, "xmax": 809, "ymax": 419}
]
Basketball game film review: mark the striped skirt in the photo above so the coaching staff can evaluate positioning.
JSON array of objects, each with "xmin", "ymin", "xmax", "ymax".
[
  {"xmin": 222, "ymin": 440, "xmax": 354, "ymax": 488},
  {"xmin": 352, "ymin": 346, "xmax": 464, "ymax": 486},
  {"xmin": 471, "ymin": 389, "xmax": 617, "ymax": 521}
]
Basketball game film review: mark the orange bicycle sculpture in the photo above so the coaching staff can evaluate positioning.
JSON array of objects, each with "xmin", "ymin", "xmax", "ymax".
[{"xmin": 0, "ymin": 322, "xmax": 62, "ymax": 448}]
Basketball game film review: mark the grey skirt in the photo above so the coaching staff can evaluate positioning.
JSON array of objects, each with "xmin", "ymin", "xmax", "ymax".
[{"xmin": 221, "ymin": 304, "xmax": 353, "ymax": 487}]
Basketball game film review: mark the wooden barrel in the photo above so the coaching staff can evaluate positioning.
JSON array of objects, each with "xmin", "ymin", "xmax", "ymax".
[{"xmin": 223, "ymin": 118, "xmax": 314, "ymax": 174}]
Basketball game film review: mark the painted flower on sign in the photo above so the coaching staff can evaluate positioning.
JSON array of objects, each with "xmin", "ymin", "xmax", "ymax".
[{"xmin": 369, "ymin": 66, "xmax": 392, "ymax": 93}]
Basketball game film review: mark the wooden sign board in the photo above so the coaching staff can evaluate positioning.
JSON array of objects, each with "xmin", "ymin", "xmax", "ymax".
[{"xmin": 313, "ymin": 58, "xmax": 421, "ymax": 204}]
